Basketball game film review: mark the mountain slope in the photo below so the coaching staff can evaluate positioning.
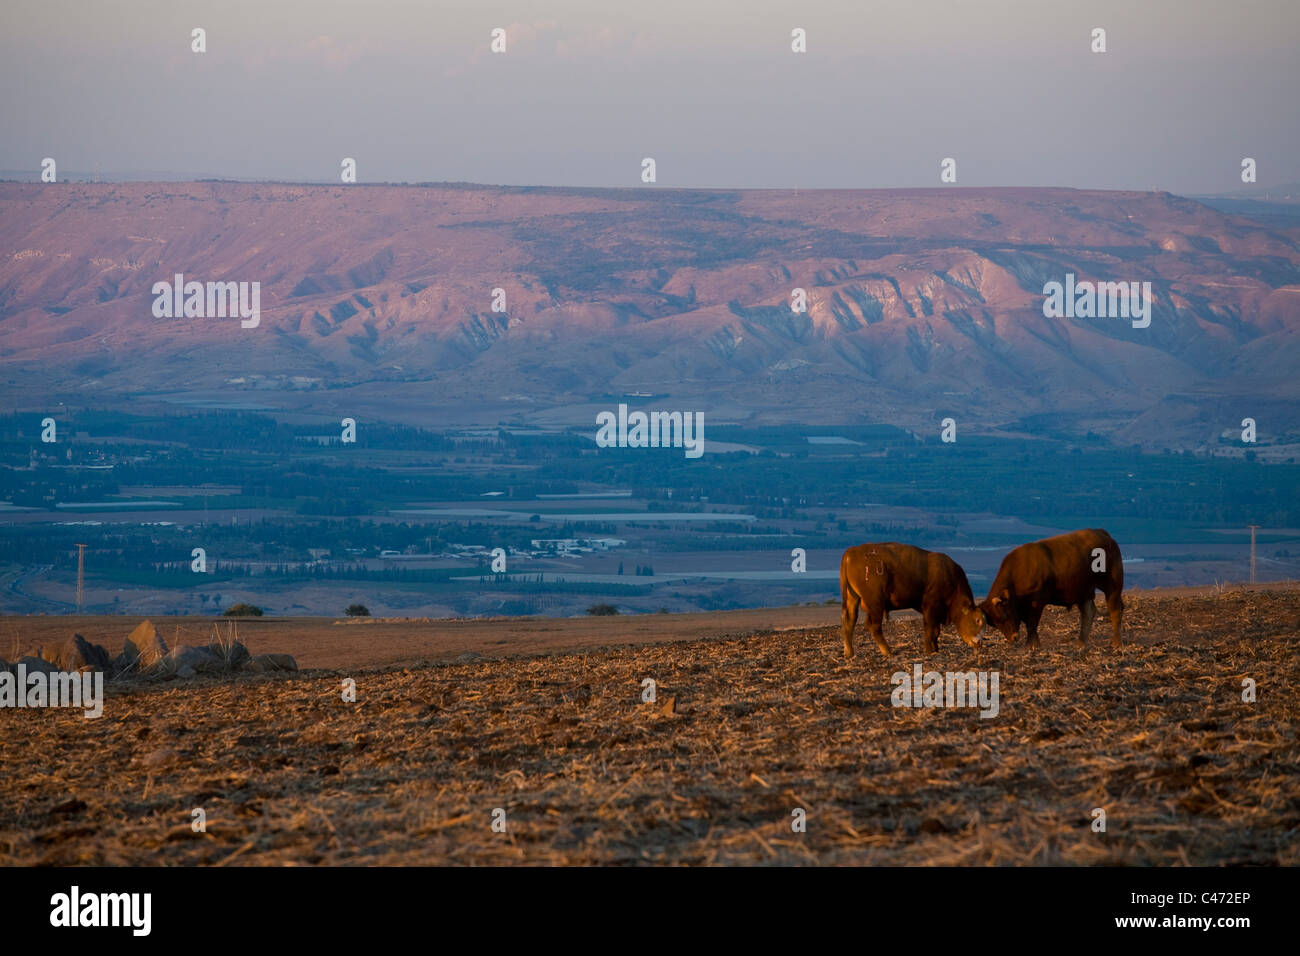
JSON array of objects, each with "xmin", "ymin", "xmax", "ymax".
[{"xmin": 1, "ymin": 182, "xmax": 1297, "ymax": 447}]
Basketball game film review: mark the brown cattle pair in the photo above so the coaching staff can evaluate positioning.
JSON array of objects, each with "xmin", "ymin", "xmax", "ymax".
[{"xmin": 839, "ymin": 529, "xmax": 1124, "ymax": 658}]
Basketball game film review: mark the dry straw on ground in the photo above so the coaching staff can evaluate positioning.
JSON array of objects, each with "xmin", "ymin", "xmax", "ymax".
[{"xmin": 1, "ymin": 587, "xmax": 1296, "ymax": 865}]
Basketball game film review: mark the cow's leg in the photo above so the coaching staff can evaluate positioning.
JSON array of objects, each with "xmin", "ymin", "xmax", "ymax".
[
  {"xmin": 921, "ymin": 608, "xmax": 941, "ymax": 654},
  {"xmin": 1077, "ymin": 599, "xmax": 1096, "ymax": 654},
  {"xmin": 1105, "ymin": 590, "xmax": 1124, "ymax": 649},
  {"xmin": 866, "ymin": 609, "xmax": 890, "ymax": 656},
  {"xmin": 841, "ymin": 587, "xmax": 861, "ymax": 660},
  {"xmin": 1024, "ymin": 603, "xmax": 1045, "ymax": 654}
]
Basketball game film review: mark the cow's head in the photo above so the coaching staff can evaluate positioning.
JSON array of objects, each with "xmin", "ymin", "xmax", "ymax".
[
  {"xmin": 978, "ymin": 589, "xmax": 1019, "ymax": 640},
  {"xmin": 953, "ymin": 596, "xmax": 985, "ymax": 649}
]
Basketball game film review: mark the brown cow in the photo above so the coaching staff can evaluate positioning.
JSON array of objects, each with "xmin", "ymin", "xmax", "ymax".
[
  {"xmin": 839, "ymin": 542, "xmax": 984, "ymax": 659},
  {"xmin": 979, "ymin": 528, "xmax": 1124, "ymax": 652}
]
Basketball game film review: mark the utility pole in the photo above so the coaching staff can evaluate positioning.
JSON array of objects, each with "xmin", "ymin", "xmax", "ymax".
[
  {"xmin": 1248, "ymin": 525, "xmax": 1259, "ymax": 584},
  {"xmin": 75, "ymin": 543, "xmax": 88, "ymax": 612}
]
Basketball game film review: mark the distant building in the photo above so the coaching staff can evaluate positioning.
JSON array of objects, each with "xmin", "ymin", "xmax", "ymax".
[{"xmin": 530, "ymin": 537, "xmax": 627, "ymax": 553}]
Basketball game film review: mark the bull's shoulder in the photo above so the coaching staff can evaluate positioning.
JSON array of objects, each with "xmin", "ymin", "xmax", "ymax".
[
  {"xmin": 994, "ymin": 541, "xmax": 1055, "ymax": 591},
  {"xmin": 1041, "ymin": 528, "xmax": 1115, "ymax": 551},
  {"xmin": 932, "ymin": 551, "xmax": 975, "ymax": 594},
  {"xmin": 925, "ymin": 548, "xmax": 964, "ymax": 575}
]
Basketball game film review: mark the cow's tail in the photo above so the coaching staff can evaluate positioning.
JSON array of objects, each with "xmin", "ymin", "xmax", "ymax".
[
  {"xmin": 1098, "ymin": 528, "xmax": 1124, "ymax": 596},
  {"xmin": 839, "ymin": 551, "xmax": 855, "ymax": 610},
  {"xmin": 1109, "ymin": 533, "xmax": 1124, "ymax": 595},
  {"xmin": 1096, "ymin": 529, "xmax": 1126, "ymax": 648}
]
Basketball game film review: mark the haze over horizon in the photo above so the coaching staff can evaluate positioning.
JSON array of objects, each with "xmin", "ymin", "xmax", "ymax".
[{"xmin": 2, "ymin": 0, "xmax": 1298, "ymax": 194}]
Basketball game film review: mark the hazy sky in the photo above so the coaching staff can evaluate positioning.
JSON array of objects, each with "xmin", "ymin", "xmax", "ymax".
[{"xmin": 2, "ymin": 0, "xmax": 1297, "ymax": 192}]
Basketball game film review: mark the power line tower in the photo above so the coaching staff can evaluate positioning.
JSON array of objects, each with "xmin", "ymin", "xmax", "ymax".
[
  {"xmin": 1248, "ymin": 525, "xmax": 1259, "ymax": 584},
  {"xmin": 75, "ymin": 543, "xmax": 88, "ymax": 612}
]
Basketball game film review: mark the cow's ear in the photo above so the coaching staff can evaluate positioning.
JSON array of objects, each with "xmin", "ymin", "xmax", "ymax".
[{"xmin": 989, "ymin": 595, "xmax": 1000, "ymax": 606}]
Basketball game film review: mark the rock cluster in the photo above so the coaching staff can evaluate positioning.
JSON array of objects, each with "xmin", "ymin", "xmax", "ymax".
[{"xmin": 0, "ymin": 620, "xmax": 297, "ymax": 682}]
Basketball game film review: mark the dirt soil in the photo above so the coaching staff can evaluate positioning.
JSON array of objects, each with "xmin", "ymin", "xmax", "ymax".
[{"xmin": 1, "ymin": 585, "xmax": 1297, "ymax": 865}]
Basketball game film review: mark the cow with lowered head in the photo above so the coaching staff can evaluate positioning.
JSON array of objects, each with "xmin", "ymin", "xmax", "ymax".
[
  {"xmin": 979, "ymin": 528, "xmax": 1124, "ymax": 652},
  {"xmin": 839, "ymin": 542, "xmax": 984, "ymax": 659}
]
